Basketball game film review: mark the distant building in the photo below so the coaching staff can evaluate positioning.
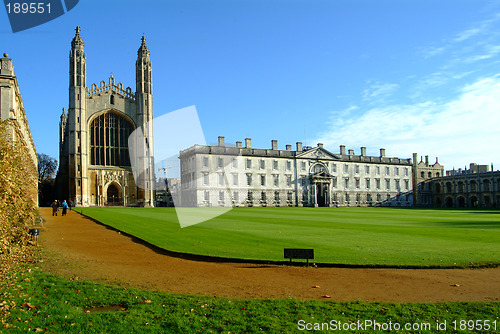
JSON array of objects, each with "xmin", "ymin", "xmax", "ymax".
[
  {"xmin": 0, "ymin": 52, "xmax": 37, "ymax": 203},
  {"xmin": 155, "ymin": 178, "xmax": 180, "ymax": 207},
  {"xmin": 412, "ymin": 154, "xmax": 444, "ymax": 207},
  {"xmin": 179, "ymin": 136, "xmax": 415, "ymax": 207},
  {"xmin": 57, "ymin": 27, "xmax": 155, "ymax": 207},
  {"xmin": 423, "ymin": 163, "xmax": 500, "ymax": 208}
]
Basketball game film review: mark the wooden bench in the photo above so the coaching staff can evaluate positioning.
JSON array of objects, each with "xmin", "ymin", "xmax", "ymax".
[
  {"xmin": 28, "ymin": 228, "xmax": 39, "ymax": 241},
  {"xmin": 284, "ymin": 248, "xmax": 314, "ymax": 266}
]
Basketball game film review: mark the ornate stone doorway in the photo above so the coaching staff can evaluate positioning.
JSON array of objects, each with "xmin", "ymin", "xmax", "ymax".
[
  {"xmin": 106, "ymin": 183, "xmax": 122, "ymax": 206},
  {"xmin": 308, "ymin": 163, "xmax": 333, "ymax": 207},
  {"xmin": 315, "ymin": 182, "xmax": 329, "ymax": 207}
]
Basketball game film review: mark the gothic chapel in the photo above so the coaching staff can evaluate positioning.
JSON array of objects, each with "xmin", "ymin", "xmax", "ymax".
[{"xmin": 57, "ymin": 27, "xmax": 155, "ymax": 207}]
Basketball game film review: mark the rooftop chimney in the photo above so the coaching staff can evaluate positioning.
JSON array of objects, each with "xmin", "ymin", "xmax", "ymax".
[
  {"xmin": 245, "ymin": 138, "xmax": 251, "ymax": 148},
  {"xmin": 286, "ymin": 144, "xmax": 291, "ymax": 151},
  {"xmin": 380, "ymin": 148, "xmax": 386, "ymax": 157},
  {"xmin": 296, "ymin": 142, "xmax": 303, "ymax": 152},
  {"xmin": 340, "ymin": 145, "xmax": 346, "ymax": 155},
  {"xmin": 271, "ymin": 140, "xmax": 278, "ymax": 150},
  {"xmin": 425, "ymin": 155, "xmax": 429, "ymax": 165},
  {"xmin": 218, "ymin": 136, "xmax": 225, "ymax": 147},
  {"xmin": 317, "ymin": 143, "xmax": 324, "ymax": 148},
  {"xmin": 236, "ymin": 141, "xmax": 242, "ymax": 148},
  {"xmin": 348, "ymin": 149, "xmax": 354, "ymax": 155},
  {"xmin": 361, "ymin": 147, "xmax": 366, "ymax": 156},
  {"xmin": 0, "ymin": 54, "xmax": 14, "ymax": 76}
]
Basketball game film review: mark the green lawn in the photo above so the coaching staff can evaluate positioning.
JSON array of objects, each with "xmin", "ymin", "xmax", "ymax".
[
  {"xmin": 3, "ymin": 266, "xmax": 498, "ymax": 333},
  {"xmin": 78, "ymin": 207, "xmax": 500, "ymax": 267}
]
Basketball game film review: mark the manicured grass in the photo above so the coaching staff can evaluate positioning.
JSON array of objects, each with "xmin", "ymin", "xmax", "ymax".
[
  {"xmin": 1, "ymin": 265, "xmax": 498, "ymax": 333},
  {"xmin": 78, "ymin": 207, "xmax": 500, "ymax": 267}
]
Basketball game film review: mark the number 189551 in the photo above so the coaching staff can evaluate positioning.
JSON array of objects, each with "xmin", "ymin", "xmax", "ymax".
[
  {"xmin": 5, "ymin": 2, "xmax": 51, "ymax": 14},
  {"xmin": 452, "ymin": 320, "xmax": 497, "ymax": 331}
]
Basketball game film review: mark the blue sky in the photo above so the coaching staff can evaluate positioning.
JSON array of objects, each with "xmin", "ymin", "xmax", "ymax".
[{"xmin": 2, "ymin": 0, "xmax": 500, "ymax": 171}]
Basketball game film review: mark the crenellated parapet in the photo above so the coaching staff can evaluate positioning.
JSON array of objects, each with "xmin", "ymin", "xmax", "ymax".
[{"xmin": 88, "ymin": 74, "xmax": 135, "ymax": 101}]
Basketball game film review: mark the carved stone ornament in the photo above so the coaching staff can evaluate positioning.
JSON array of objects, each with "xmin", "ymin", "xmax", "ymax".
[{"xmin": 104, "ymin": 171, "xmax": 123, "ymax": 184}]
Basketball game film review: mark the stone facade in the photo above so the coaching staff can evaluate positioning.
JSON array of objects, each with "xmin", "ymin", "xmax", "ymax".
[
  {"xmin": 422, "ymin": 163, "xmax": 500, "ymax": 208},
  {"xmin": 57, "ymin": 27, "xmax": 155, "ymax": 207},
  {"xmin": 179, "ymin": 137, "xmax": 414, "ymax": 207},
  {"xmin": 0, "ymin": 53, "xmax": 37, "ymax": 170},
  {"xmin": 412, "ymin": 153, "xmax": 444, "ymax": 206}
]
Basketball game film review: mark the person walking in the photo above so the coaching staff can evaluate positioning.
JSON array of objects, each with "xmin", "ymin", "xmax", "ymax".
[
  {"xmin": 61, "ymin": 200, "xmax": 69, "ymax": 216},
  {"xmin": 51, "ymin": 200, "xmax": 59, "ymax": 216}
]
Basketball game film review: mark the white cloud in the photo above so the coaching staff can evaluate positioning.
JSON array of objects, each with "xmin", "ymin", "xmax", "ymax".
[
  {"xmin": 362, "ymin": 82, "xmax": 399, "ymax": 103},
  {"xmin": 420, "ymin": 13, "xmax": 500, "ymax": 64},
  {"xmin": 421, "ymin": 46, "xmax": 447, "ymax": 58},
  {"xmin": 314, "ymin": 75, "xmax": 500, "ymax": 169},
  {"xmin": 453, "ymin": 27, "xmax": 482, "ymax": 43}
]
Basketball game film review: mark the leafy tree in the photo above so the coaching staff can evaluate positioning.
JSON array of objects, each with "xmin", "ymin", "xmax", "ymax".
[{"xmin": 0, "ymin": 120, "xmax": 38, "ymax": 277}]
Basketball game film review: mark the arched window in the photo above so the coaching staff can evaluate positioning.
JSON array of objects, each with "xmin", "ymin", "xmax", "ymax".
[
  {"xmin": 89, "ymin": 112, "xmax": 133, "ymax": 166},
  {"xmin": 311, "ymin": 163, "xmax": 327, "ymax": 174},
  {"xmin": 470, "ymin": 181, "xmax": 477, "ymax": 192}
]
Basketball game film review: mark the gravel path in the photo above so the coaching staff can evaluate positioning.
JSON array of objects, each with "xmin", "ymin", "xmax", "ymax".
[{"xmin": 38, "ymin": 208, "xmax": 500, "ymax": 302}]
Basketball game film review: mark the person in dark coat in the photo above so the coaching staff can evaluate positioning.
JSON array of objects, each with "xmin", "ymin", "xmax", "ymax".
[{"xmin": 51, "ymin": 200, "xmax": 59, "ymax": 216}]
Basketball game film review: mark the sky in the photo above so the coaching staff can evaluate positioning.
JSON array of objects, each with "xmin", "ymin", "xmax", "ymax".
[{"xmin": 2, "ymin": 0, "xmax": 500, "ymax": 171}]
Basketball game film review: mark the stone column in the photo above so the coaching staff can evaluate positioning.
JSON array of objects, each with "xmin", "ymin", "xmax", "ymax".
[
  {"xmin": 328, "ymin": 182, "xmax": 333, "ymax": 207},
  {"xmin": 313, "ymin": 182, "xmax": 318, "ymax": 207}
]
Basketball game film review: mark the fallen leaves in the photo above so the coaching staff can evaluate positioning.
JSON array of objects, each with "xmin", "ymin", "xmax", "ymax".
[{"xmin": 21, "ymin": 302, "xmax": 35, "ymax": 309}]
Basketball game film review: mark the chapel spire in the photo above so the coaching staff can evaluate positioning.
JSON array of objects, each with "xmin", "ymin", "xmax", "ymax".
[
  {"xmin": 69, "ymin": 26, "xmax": 86, "ymax": 88},
  {"xmin": 136, "ymin": 35, "xmax": 152, "ymax": 95},
  {"xmin": 137, "ymin": 35, "xmax": 150, "ymax": 59},
  {"xmin": 71, "ymin": 26, "xmax": 85, "ymax": 51}
]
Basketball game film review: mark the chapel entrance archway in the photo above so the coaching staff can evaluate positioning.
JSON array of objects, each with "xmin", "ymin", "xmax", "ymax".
[{"xmin": 106, "ymin": 182, "xmax": 122, "ymax": 206}]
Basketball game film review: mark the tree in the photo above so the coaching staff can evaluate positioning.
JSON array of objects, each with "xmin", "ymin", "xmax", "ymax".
[
  {"xmin": 37, "ymin": 153, "xmax": 57, "ymax": 206},
  {"xmin": 37, "ymin": 153, "xmax": 57, "ymax": 184},
  {"xmin": 0, "ymin": 120, "xmax": 37, "ymax": 269}
]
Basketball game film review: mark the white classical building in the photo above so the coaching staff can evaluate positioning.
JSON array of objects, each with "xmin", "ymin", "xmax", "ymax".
[{"xmin": 179, "ymin": 136, "xmax": 414, "ymax": 207}]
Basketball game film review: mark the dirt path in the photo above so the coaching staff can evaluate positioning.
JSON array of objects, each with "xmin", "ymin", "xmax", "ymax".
[{"xmin": 37, "ymin": 208, "xmax": 500, "ymax": 302}]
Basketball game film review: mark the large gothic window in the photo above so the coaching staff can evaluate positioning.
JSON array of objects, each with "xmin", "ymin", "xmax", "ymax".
[{"xmin": 89, "ymin": 112, "xmax": 133, "ymax": 166}]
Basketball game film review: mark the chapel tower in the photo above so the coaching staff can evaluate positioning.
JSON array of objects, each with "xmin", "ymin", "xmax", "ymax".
[
  {"xmin": 67, "ymin": 26, "xmax": 88, "ymax": 204},
  {"xmin": 135, "ymin": 36, "xmax": 155, "ymax": 207},
  {"xmin": 57, "ymin": 27, "xmax": 155, "ymax": 207}
]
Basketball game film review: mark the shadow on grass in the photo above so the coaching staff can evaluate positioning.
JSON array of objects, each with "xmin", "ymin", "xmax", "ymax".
[{"xmin": 420, "ymin": 220, "xmax": 500, "ymax": 229}]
